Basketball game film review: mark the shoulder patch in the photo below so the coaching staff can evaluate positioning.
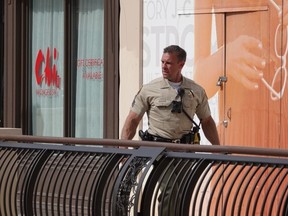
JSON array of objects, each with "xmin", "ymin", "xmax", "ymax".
[{"xmin": 132, "ymin": 86, "xmax": 143, "ymax": 107}]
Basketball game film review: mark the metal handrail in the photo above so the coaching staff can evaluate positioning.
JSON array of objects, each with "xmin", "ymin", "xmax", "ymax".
[{"xmin": 1, "ymin": 134, "xmax": 288, "ymax": 157}]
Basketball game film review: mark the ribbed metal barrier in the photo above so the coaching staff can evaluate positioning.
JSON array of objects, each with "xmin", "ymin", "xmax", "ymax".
[
  {"xmin": 142, "ymin": 152, "xmax": 288, "ymax": 216},
  {"xmin": 0, "ymin": 136, "xmax": 287, "ymax": 216}
]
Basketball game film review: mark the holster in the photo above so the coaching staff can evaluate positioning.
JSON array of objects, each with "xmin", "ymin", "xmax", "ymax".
[
  {"xmin": 139, "ymin": 130, "xmax": 153, "ymax": 141},
  {"xmin": 181, "ymin": 128, "xmax": 200, "ymax": 144}
]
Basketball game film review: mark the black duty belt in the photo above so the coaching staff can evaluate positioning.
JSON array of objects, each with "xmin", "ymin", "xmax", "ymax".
[
  {"xmin": 151, "ymin": 135, "xmax": 182, "ymax": 143},
  {"xmin": 139, "ymin": 130, "xmax": 184, "ymax": 143}
]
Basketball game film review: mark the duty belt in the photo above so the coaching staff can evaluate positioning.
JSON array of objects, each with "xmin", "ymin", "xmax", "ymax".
[
  {"xmin": 139, "ymin": 130, "xmax": 200, "ymax": 144},
  {"xmin": 151, "ymin": 135, "xmax": 182, "ymax": 143},
  {"xmin": 139, "ymin": 130, "xmax": 184, "ymax": 143}
]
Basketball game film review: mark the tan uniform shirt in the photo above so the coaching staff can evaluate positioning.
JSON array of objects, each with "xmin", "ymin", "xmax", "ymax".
[{"xmin": 131, "ymin": 76, "xmax": 211, "ymax": 139}]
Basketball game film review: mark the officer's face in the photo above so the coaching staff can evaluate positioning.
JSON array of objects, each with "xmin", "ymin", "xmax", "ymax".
[{"xmin": 161, "ymin": 52, "xmax": 184, "ymax": 82}]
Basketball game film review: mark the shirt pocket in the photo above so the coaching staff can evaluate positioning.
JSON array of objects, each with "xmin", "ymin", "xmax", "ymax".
[
  {"xmin": 182, "ymin": 95, "xmax": 198, "ymax": 111},
  {"xmin": 153, "ymin": 98, "xmax": 172, "ymax": 109},
  {"xmin": 151, "ymin": 98, "xmax": 172, "ymax": 127}
]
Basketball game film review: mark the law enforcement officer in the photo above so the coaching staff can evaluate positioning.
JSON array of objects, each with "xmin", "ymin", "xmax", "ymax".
[
  {"xmin": 121, "ymin": 45, "xmax": 220, "ymax": 146},
  {"xmin": 121, "ymin": 45, "xmax": 219, "ymax": 215}
]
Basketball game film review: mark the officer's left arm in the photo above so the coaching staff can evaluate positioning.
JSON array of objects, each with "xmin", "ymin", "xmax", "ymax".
[{"xmin": 201, "ymin": 115, "xmax": 220, "ymax": 145}]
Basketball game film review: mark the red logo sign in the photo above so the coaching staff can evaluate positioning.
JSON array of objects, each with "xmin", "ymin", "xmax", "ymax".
[{"xmin": 35, "ymin": 47, "xmax": 61, "ymax": 88}]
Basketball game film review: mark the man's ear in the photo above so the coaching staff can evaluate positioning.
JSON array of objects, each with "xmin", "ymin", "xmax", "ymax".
[{"xmin": 179, "ymin": 61, "xmax": 185, "ymax": 68}]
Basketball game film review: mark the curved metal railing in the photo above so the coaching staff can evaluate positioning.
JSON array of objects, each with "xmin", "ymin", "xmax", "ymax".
[{"xmin": 0, "ymin": 135, "xmax": 287, "ymax": 216}]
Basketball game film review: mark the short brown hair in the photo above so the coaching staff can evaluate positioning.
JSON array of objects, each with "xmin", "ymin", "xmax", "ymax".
[{"xmin": 163, "ymin": 45, "xmax": 186, "ymax": 62}]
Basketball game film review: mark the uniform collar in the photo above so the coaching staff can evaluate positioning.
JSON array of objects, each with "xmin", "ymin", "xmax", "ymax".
[
  {"xmin": 180, "ymin": 76, "xmax": 192, "ymax": 89},
  {"xmin": 160, "ymin": 76, "xmax": 190, "ymax": 89},
  {"xmin": 160, "ymin": 78, "xmax": 171, "ymax": 89}
]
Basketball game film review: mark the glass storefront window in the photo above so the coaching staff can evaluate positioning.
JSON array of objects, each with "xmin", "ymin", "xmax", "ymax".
[
  {"xmin": 74, "ymin": 0, "xmax": 104, "ymax": 138},
  {"xmin": 30, "ymin": 0, "xmax": 104, "ymax": 138},
  {"xmin": 31, "ymin": 0, "xmax": 65, "ymax": 136}
]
